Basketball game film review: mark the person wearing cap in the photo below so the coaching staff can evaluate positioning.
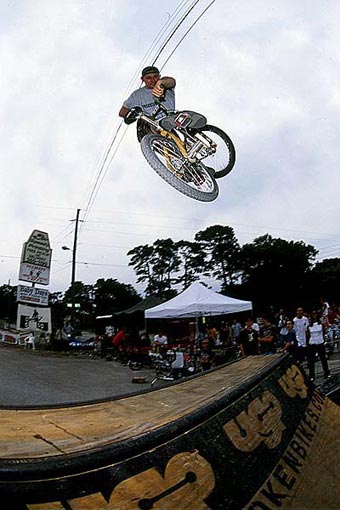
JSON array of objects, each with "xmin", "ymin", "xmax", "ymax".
[
  {"xmin": 119, "ymin": 66, "xmax": 176, "ymax": 122},
  {"xmin": 199, "ymin": 338, "xmax": 215, "ymax": 371}
]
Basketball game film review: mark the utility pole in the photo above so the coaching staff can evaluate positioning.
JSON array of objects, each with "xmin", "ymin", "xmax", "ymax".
[{"xmin": 71, "ymin": 208, "xmax": 81, "ymax": 329}]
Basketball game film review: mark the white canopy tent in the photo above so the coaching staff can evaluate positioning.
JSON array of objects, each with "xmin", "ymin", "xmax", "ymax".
[{"xmin": 145, "ymin": 281, "xmax": 252, "ymax": 319}]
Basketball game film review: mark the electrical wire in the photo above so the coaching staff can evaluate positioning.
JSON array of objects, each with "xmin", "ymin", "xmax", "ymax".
[
  {"xmin": 150, "ymin": 0, "xmax": 200, "ymax": 66},
  {"xmin": 160, "ymin": 0, "xmax": 216, "ymax": 70},
  {"xmin": 81, "ymin": 0, "xmax": 216, "ymax": 229},
  {"xmin": 81, "ymin": 1, "xmax": 197, "ymax": 226}
]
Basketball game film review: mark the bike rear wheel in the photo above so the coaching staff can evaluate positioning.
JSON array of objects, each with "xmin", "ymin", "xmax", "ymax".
[
  {"xmin": 192, "ymin": 125, "xmax": 236, "ymax": 179},
  {"xmin": 141, "ymin": 134, "xmax": 219, "ymax": 202}
]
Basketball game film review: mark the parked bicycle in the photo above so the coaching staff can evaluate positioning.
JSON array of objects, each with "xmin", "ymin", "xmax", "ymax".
[{"xmin": 150, "ymin": 348, "xmax": 202, "ymax": 387}]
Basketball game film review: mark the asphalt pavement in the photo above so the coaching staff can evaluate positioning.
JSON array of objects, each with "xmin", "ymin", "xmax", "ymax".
[
  {"xmin": 1, "ymin": 343, "xmax": 339, "ymax": 408},
  {"xmin": 0, "ymin": 344, "xmax": 153, "ymax": 407}
]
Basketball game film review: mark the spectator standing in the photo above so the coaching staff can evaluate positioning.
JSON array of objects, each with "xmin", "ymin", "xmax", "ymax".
[
  {"xmin": 231, "ymin": 319, "xmax": 242, "ymax": 344},
  {"xmin": 62, "ymin": 322, "xmax": 74, "ymax": 340},
  {"xmin": 326, "ymin": 304, "xmax": 339, "ymax": 355},
  {"xmin": 307, "ymin": 311, "xmax": 331, "ymax": 382},
  {"xmin": 281, "ymin": 320, "xmax": 298, "ymax": 359},
  {"xmin": 258, "ymin": 317, "xmax": 277, "ymax": 354},
  {"xmin": 239, "ymin": 318, "xmax": 259, "ymax": 356},
  {"xmin": 293, "ymin": 307, "xmax": 310, "ymax": 362},
  {"xmin": 320, "ymin": 297, "xmax": 330, "ymax": 322},
  {"xmin": 252, "ymin": 319, "xmax": 260, "ymax": 333},
  {"xmin": 219, "ymin": 322, "xmax": 232, "ymax": 347},
  {"xmin": 199, "ymin": 338, "xmax": 215, "ymax": 371},
  {"xmin": 277, "ymin": 309, "xmax": 289, "ymax": 348},
  {"xmin": 206, "ymin": 324, "xmax": 218, "ymax": 343},
  {"xmin": 112, "ymin": 327, "xmax": 126, "ymax": 359}
]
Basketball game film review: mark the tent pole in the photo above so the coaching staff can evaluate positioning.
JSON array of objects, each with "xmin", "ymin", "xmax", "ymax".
[{"xmin": 195, "ymin": 314, "xmax": 199, "ymax": 342}]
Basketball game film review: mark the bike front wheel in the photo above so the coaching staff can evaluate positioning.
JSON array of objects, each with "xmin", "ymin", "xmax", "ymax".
[
  {"xmin": 141, "ymin": 134, "xmax": 219, "ymax": 202},
  {"xmin": 193, "ymin": 125, "xmax": 236, "ymax": 179}
]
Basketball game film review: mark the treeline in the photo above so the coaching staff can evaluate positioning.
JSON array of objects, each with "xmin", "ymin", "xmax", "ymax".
[
  {"xmin": 127, "ymin": 224, "xmax": 340, "ymax": 314},
  {"xmin": 1, "ymin": 225, "xmax": 340, "ymax": 329}
]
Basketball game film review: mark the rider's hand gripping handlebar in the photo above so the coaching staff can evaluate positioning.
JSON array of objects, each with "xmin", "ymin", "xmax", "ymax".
[{"xmin": 124, "ymin": 106, "xmax": 142, "ymax": 125}]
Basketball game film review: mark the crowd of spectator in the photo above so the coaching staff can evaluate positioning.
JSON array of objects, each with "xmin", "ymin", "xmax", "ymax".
[
  {"xmin": 208, "ymin": 298, "xmax": 338, "ymax": 382},
  {"xmin": 94, "ymin": 297, "xmax": 339, "ymax": 381}
]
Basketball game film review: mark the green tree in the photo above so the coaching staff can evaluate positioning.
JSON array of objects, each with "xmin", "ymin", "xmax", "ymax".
[
  {"xmin": 150, "ymin": 239, "xmax": 181, "ymax": 297},
  {"xmin": 63, "ymin": 282, "xmax": 94, "ymax": 314},
  {"xmin": 63, "ymin": 281, "xmax": 96, "ymax": 330},
  {"xmin": 94, "ymin": 278, "xmax": 140, "ymax": 315},
  {"xmin": 127, "ymin": 244, "xmax": 154, "ymax": 292},
  {"xmin": 175, "ymin": 240, "xmax": 206, "ymax": 288},
  {"xmin": 239, "ymin": 234, "xmax": 317, "ymax": 312},
  {"xmin": 0, "ymin": 283, "xmax": 17, "ymax": 326},
  {"xmin": 63, "ymin": 279, "xmax": 140, "ymax": 330},
  {"xmin": 195, "ymin": 225, "xmax": 241, "ymax": 292},
  {"xmin": 128, "ymin": 239, "xmax": 180, "ymax": 298},
  {"xmin": 307, "ymin": 258, "xmax": 340, "ymax": 306},
  {"xmin": 49, "ymin": 291, "xmax": 66, "ymax": 330}
]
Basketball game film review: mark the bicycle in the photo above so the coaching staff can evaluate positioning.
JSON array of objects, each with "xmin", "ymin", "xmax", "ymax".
[
  {"xmin": 126, "ymin": 99, "xmax": 236, "ymax": 202},
  {"xmin": 150, "ymin": 348, "xmax": 202, "ymax": 387}
]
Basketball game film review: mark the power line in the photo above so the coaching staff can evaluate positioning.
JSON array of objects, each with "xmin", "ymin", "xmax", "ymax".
[
  {"xmin": 160, "ymin": 0, "xmax": 216, "ymax": 70},
  {"xmin": 81, "ymin": 2, "xmax": 196, "ymax": 226},
  {"xmin": 81, "ymin": 1, "xmax": 216, "ymax": 227},
  {"xmin": 150, "ymin": 0, "xmax": 201, "ymax": 66}
]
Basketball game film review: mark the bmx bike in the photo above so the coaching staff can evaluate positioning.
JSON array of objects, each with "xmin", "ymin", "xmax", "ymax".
[{"xmin": 126, "ymin": 99, "xmax": 236, "ymax": 202}]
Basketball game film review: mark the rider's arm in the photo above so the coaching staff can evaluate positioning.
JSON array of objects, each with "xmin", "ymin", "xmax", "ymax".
[
  {"xmin": 119, "ymin": 105, "xmax": 129, "ymax": 118},
  {"xmin": 159, "ymin": 76, "xmax": 176, "ymax": 88},
  {"xmin": 152, "ymin": 76, "xmax": 176, "ymax": 97}
]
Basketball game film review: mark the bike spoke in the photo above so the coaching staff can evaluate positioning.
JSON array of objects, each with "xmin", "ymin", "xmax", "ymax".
[{"xmin": 151, "ymin": 139, "xmax": 215, "ymax": 193}]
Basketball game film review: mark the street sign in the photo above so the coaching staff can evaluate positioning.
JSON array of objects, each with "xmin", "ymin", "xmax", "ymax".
[
  {"xmin": 17, "ymin": 285, "xmax": 49, "ymax": 306},
  {"xmin": 19, "ymin": 230, "xmax": 52, "ymax": 285},
  {"xmin": 17, "ymin": 304, "xmax": 51, "ymax": 333},
  {"xmin": 18, "ymin": 263, "xmax": 50, "ymax": 286},
  {"xmin": 21, "ymin": 230, "xmax": 52, "ymax": 268}
]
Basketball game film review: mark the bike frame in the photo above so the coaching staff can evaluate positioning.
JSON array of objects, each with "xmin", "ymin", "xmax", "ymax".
[{"xmin": 137, "ymin": 103, "xmax": 216, "ymax": 163}]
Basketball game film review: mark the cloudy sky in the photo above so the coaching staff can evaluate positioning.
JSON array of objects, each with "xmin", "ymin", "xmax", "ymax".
[{"xmin": 1, "ymin": 0, "xmax": 340, "ymax": 295}]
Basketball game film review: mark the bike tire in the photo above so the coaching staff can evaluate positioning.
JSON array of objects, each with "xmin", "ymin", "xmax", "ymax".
[
  {"xmin": 193, "ymin": 125, "xmax": 236, "ymax": 179},
  {"xmin": 141, "ymin": 134, "xmax": 219, "ymax": 202},
  {"xmin": 128, "ymin": 360, "xmax": 143, "ymax": 371}
]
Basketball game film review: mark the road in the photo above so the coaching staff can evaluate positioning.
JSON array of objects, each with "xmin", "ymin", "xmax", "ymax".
[
  {"xmin": 1, "ymin": 343, "xmax": 339, "ymax": 407},
  {"xmin": 0, "ymin": 344, "xmax": 152, "ymax": 406}
]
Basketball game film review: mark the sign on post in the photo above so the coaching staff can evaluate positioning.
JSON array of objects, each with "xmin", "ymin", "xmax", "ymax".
[
  {"xmin": 19, "ymin": 230, "xmax": 52, "ymax": 286},
  {"xmin": 17, "ymin": 304, "xmax": 51, "ymax": 333},
  {"xmin": 17, "ymin": 285, "xmax": 49, "ymax": 306}
]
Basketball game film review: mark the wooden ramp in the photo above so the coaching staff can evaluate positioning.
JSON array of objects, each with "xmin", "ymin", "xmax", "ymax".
[{"xmin": 0, "ymin": 353, "xmax": 339, "ymax": 509}]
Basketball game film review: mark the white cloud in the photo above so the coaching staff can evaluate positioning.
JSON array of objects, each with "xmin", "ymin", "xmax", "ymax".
[{"xmin": 1, "ymin": 0, "xmax": 340, "ymax": 294}]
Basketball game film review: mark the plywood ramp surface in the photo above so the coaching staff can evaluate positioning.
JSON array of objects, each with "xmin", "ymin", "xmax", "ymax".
[
  {"xmin": 1, "ymin": 354, "xmax": 339, "ymax": 510},
  {"xmin": 0, "ymin": 355, "xmax": 274, "ymax": 459}
]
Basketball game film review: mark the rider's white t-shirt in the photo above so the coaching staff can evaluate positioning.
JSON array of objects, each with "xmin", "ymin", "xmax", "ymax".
[{"xmin": 123, "ymin": 86, "xmax": 175, "ymax": 117}]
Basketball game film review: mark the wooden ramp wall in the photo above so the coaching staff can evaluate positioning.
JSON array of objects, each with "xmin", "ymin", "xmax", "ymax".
[{"xmin": 0, "ymin": 354, "xmax": 339, "ymax": 509}]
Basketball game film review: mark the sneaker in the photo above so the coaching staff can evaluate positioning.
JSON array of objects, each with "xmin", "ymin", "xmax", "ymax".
[
  {"xmin": 310, "ymin": 377, "xmax": 314, "ymax": 382},
  {"xmin": 325, "ymin": 374, "xmax": 331, "ymax": 379}
]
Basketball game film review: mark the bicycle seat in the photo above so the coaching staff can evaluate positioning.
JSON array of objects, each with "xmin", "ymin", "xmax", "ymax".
[{"xmin": 159, "ymin": 111, "xmax": 207, "ymax": 131}]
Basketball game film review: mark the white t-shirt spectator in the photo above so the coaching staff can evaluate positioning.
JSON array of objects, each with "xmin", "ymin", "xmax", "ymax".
[
  {"xmin": 293, "ymin": 316, "xmax": 309, "ymax": 347},
  {"xmin": 154, "ymin": 334, "xmax": 168, "ymax": 346},
  {"xmin": 309, "ymin": 322, "xmax": 324, "ymax": 345}
]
